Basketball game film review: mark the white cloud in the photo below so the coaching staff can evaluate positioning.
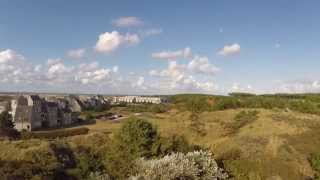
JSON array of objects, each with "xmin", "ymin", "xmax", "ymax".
[
  {"xmin": 0, "ymin": 49, "xmax": 34, "ymax": 84},
  {"xmin": 95, "ymin": 31, "xmax": 140, "ymax": 53},
  {"xmin": 151, "ymin": 47, "xmax": 192, "ymax": 60},
  {"xmin": 149, "ymin": 57, "xmax": 220, "ymax": 93},
  {"xmin": 274, "ymin": 79, "xmax": 320, "ymax": 93},
  {"xmin": 0, "ymin": 49, "xmax": 25, "ymax": 63},
  {"xmin": 218, "ymin": 43, "xmax": 241, "ymax": 56},
  {"xmin": 67, "ymin": 48, "xmax": 86, "ymax": 59},
  {"xmin": 187, "ymin": 56, "xmax": 220, "ymax": 75},
  {"xmin": 141, "ymin": 28, "xmax": 163, "ymax": 37},
  {"xmin": 275, "ymin": 43, "xmax": 281, "ymax": 48},
  {"xmin": 230, "ymin": 83, "xmax": 252, "ymax": 92},
  {"xmin": 112, "ymin": 16, "xmax": 143, "ymax": 27}
]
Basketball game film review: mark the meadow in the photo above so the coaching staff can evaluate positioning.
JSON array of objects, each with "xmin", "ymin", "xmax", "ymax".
[{"xmin": 2, "ymin": 93, "xmax": 320, "ymax": 179}]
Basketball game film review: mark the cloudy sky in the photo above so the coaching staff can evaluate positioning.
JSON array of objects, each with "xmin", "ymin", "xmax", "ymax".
[{"xmin": 1, "ymin": 0, "xmax": 320, "ymax": 95}]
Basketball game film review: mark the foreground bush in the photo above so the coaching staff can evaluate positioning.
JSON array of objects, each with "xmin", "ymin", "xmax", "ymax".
[
  {"xmin": 152, "ymin": 134, "xmax": 196, "ymax": 157},
  {"xmin": 131, "ymin": 150, "xmax": 229, "ymax": 180},
  {"xmin": 105, "ymin": 118, "xmax": 159, "ymax": 179},
  {"xmin": 114, "ymin": 118, "xmax": 158, "ymax": 158}
]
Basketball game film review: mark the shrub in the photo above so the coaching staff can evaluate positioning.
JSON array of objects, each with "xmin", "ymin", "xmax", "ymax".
[
  {"xmin": 87, "ymin": 172, "xmax": 111, "ymax": 180},
  {"xmin": 16, "ymin": 140, "xmax": 79, "ymax": 179},
  {"xmin": 69, "ymin": 145, "xmax": 106, "ymax": 179},
  {"xmin": 22, "ymin": 127, "xmax": 89, "ymax": 139},
  {"xmin": 0, "ymin": 111, "xmax": 20, "ymax": 139},
  {"xmin": 105, "ymin": 118, "xmax": 159, "ymax": 179},
  {"xmin": 149, "ymin": 104, "xmax": 168, "ymax": 113},
  {"xmin": 152, "ymin": 134, "xmax": 195, "ymax": 157},
  {"xmin": 131, "ymin": 150, "xmax": 229, "ymax": 180},
  {"xmin": 85, "ymin": 113, "xmax": 95, "ymax": 121},
  {"xmin": 308, "ymin": 153, "xmax": 320, "ymax": 179},
  {"xmin": 223, "ymin": 110, "xmax": 259, "ymax": 134},
  {"xmin": 114, "ymin": 118, "xmax": 158, "ymax": 158},
  {"xmin": 126, "ymin": 104, "xmax": 169, "ymax": 113}
]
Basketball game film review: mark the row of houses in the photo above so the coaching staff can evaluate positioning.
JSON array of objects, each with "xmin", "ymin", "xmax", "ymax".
[
  {"xmin": 10, "ymin": 94, "xmax": 109, "ymax": 131},
  {"xmin": 0, "ymin": 94, "xmax": 165, "ymax": 131},
  {"xmin": 11, "ymin": 95, "xmax": 74, "ymax": 131},
  {"xmin": 112, "ymin": 96, "xmax": 166, "ymax": 104}
]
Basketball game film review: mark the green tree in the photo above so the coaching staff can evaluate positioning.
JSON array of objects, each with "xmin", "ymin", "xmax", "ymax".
[
  {"xmin": 0, "ymin": 111, "xmax": 14, "ymax": 129},
  {"xmin": 114, "ymin": 118, "xmax": 158, "ymax": 158},
  {"xmin": 0, "ymin": 111, "xmax": 19, "ymax": 139},
  {"xmin": 105, "ymin": 118, "xmax": 159, "ymax": 179}
]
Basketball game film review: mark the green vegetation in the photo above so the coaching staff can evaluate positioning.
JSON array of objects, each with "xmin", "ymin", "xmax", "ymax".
[
  {"xmin": 187, "ymin": 96, "xmax": 207, "ymax": 136},
  {"xmin": 21, "ymin": 127, "xmax": 89, "ymax": 139},
  {"xmin": 3, "ymin": 93, "xmax": 320, "ymax": 179},
  {"xmin": 133, "ymin": 151, "xmax": 229, "ymax": 180},
  {"xmin": 125, "ymin": 104, "xmax": 169, "ymax": 113},
  {"xmin": 309, "ymin": 153, "xmax": 320, "ymax": 179},
  {"xmin": 104, "ymin": 118, "xmax": 201, "ymax": 179},
  {"xmin": 171, "ymin": 93, "xmax": 320, "ymax": 115},
  {"xmin": 0, "ymin": 111, "xmax": 20, "ymax": 139}
]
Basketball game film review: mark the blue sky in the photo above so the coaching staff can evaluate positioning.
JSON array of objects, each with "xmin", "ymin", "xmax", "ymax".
[{"xmin": 0, "ymin": 0, "xmax": 320, "ymax": 94}]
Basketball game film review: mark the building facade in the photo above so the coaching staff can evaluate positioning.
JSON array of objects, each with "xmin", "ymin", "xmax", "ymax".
[{"xmin": 11, "ymin": 95, "xmax": 77, "ymax": 131}]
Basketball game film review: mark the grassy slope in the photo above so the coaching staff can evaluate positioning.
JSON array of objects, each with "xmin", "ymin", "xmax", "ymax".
[
  {"xmin": 132, "ymin": 108, "xmax": 320, "ymax": 180},
  {"xmin": 79, "ymin": 107, "xmax": 320, "ymax": 179},
  {"xmin": 1, "ymin": 107, "xmax": 320, "ymax": 179}
]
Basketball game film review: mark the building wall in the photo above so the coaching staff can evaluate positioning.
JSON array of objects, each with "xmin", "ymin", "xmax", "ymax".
[
  {"xmin": 47, "ymin": 107, "xmax": 58, "ymax": 127},
  {"xmin": 15, "ymin": 122, "xmax": 32, "ymax": 131},
  {"xmin": 62, "ymin": 112, "xmax": 72, "ymax": 125}
]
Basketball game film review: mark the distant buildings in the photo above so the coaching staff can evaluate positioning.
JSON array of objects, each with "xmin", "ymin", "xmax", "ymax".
[
  {"xmin": 0, "ymin": 93, "xmax": 165, "ymax": 131},
  {"xmin": 112, "ymin": 96, "xmax": 166, "ymax": 104},
  {"xmin": 11, "ymin": 95, "xmax": 74, "ymax": 131},
  {"xmin": 9, "ymin": 94, "xmax": 110, "ymax": 131}
]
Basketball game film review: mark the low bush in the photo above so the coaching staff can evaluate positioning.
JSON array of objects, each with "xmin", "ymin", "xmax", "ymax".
[
  {"xmin": 223, "ymin": 110, "xmax": 259, "ymax": 134},
  {"xmin": 152, "ymin": 134, "xmax": 195, "ymax": 157},
  {"xmin": 131, "ymin": 150, "xmax": 229, "ymax": 180},
  {"xmin": 126, "ymin": 104, "xmax": 169, "ymax": 113},
  {"xmin": 21, "ymin": 127, "xmax": 89, "ymax": 139}
]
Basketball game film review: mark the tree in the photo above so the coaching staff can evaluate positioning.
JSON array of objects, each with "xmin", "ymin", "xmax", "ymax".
[
  {"xmin": 0, "ymin": 111, "xmax": 14, "ymax": 129},
  {"xmin": 0, "ymin": 111, "xmax": 20, "ymax": 139},
  {"xmin": 105, "ymin": 118, "xmax": 159, "ymax": 179},
  {"xmin": 114, "ymin": 118, "xmax": 158, "ymax": 158}
]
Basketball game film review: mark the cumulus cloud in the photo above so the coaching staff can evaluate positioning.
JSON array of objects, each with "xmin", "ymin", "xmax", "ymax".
[
  {"xmin": 149, "ymin": 56, "xmax": 220, "ymax": 93},
  {"xmin": 0, "ymin": 49, "xmax": 124, "ymax": 92},
  {"xmin": 0, "ymin": 49, "xmax": 25, "ymax": 63},
  {"xmin": 274, "ymin": 79, "xmax": 320, "ymax": 93},
  {"xmin": 67, "ymin": 48, "xmax": 86, "ymax": 59},
  {"xmin": 112, "ymin": 16, "xmax": 143, "ymax": 27},
  {"xmin": 151, "ymin": 47, "xmax": 192, "ymax": 60},
  {"xmin": 0, "ymin": 49, "xmax": 35, "ymax": 84},
  {"xmin": 188, "ymin": 56, "xmax": 220, "ymax": 75},
  {"xmin": 95, "ymin": 31, "xmax": 140, "ymax": 53},
  {"xmin": 229, "ymin": 83, "xmax": 255, "ymax": 93},
  {"xmin": 218, "ymin": 43, "xmax": 241, "ymax": 56}
]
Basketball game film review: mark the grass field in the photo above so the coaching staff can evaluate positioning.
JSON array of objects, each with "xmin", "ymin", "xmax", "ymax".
[
  {"xmin": 56, "ymin": 106, "xmax": 320, "ymax": 179},
  {"xmin": 2, "ymin": 105, "xmax": 320, "ymax": 179}
]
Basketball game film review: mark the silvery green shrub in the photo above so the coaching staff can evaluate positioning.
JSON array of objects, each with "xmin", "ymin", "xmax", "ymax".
[
  {"xmin": 87, "ymin": 171, "xmax": 111, "ymax": 180},
  {"xmin": 130, "ymin": 150, "xmax": 229, "ymax": 180}
]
